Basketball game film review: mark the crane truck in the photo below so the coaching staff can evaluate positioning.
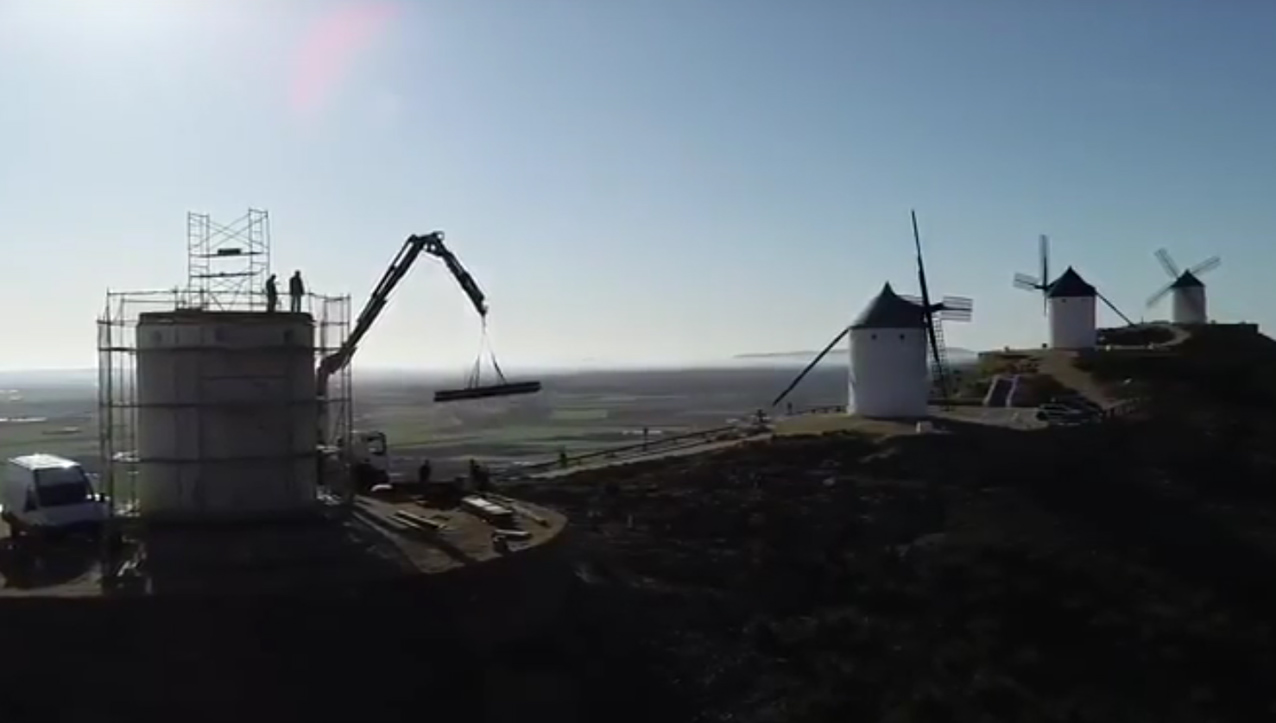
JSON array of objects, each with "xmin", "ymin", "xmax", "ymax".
[{"xmin": 315, "ymin": 231, "xmax": 540, "ymax": 493}]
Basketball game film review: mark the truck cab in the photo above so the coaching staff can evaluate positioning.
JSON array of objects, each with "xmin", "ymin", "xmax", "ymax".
[
  {"xmin": 349, "ymin": 431, "xmax": 388, "ymax": 470},
  {"xmin": 342, "ymin": 430, "xmax": 390, "ymax": 492},
  {"xmin": 2, "ymin": 454, "xmax": 108, "ymax": 538}
]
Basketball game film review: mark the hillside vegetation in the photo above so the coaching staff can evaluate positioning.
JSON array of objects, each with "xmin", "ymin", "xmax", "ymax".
[{"xmin": 512, "ymin": 324, "xmax": 1276, "ymax": 723}]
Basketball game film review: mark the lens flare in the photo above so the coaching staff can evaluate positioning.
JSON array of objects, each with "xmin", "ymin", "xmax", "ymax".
[{"xmin": 288, "ymin": 2, "xmax": 400, "ymax": 116}]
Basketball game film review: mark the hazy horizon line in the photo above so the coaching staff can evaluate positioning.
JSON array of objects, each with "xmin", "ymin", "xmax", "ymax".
[
  {"xmin": 0, "ymin": 358, "xmax": 845, "ymax": 380},
  {"xmin": 0, "ymin": 347, "xmax": 988, "ymax": 381}
]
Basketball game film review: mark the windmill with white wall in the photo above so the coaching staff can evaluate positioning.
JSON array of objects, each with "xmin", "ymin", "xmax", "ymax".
[
  {"xmin": 1013, "ymin": 235, "xmax": 1132, "ymax": 349},
  {"xmin": 1145, "ymin": 248, "xmax": 1219, "ymax": 325},
  {"xmin": 768, "ymin": 211, "xmax": 973, "ymax": 419}
]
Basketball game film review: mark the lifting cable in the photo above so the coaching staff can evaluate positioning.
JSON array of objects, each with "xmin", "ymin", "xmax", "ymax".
[{"xmin": 465, "ymin": 320, "xmax": 510, "ymax": 390}]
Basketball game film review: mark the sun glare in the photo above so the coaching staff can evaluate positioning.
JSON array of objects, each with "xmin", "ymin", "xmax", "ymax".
[{"xmin": 288, "ymin": 1, "xmax": 402, "ymax": 117}]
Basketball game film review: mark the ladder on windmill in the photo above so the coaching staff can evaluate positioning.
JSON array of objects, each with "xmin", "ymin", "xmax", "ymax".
[{"xmin": 928, "ymin": 320, "xmax": 952, "ymax": 405}]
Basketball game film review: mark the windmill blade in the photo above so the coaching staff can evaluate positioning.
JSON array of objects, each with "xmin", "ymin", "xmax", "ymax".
[
  {"xmin": 1038, "ymin": 235, "xmax": 1050, "ymax": 315},
  {"xmin": 912, "ymin": 211, "xmax": 934, "ymax": 310},
  {"xmin": 1189, "ymin": 255, "xmax": 1221, "ymax": 277},
  {"xmin": 939, "ymin": 296, "xmax": 973, "ymax": 322},
  {"xmin": 1145, "ymin": 280, "xmax": 1175, "ymax": 309},
  {"xmin": 899, "ymin": 293, "xmax": 923, "ymax": 306},
  {"xmin": 1013, "ymin": 273, "xmax": 1041, "ymax": 291},
  {"xmin": 1154, "ymin": 248, "xmax": 1181, "ymax": 279},
  {"xmin": 1097, "ymin": 290, "xmax": 1134, "ymax": 326},
  {"xmin": 768, "ymin": 326, "xmax": 850, "ymax": 409},
  {"xmin": 1039, "ymin": 235, "xmax": 1050, "ymax": 288},
  {"xmin": 912, "ymin": 210, "xmax": 948, "ymax": 400}
]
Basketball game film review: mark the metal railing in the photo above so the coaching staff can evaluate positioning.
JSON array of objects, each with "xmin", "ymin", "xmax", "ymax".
[{"xmin": 180, "ymin": 289, "xmax": 332, "ymax": 315}]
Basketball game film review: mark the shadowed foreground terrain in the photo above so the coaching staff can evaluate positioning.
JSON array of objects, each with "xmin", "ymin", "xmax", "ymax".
[
  {"xmin": 505, "ymin": 329, "xmax": 1276, "ymax": 722},
  {"xmin": 4, "ymin": 333, "xmax": 1275, "ymax": 721}
]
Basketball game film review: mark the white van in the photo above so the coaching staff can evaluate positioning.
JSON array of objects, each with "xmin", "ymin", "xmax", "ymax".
[{"xmin": 2, "ymin": 454, "xmax": 108, "ymax": 538}]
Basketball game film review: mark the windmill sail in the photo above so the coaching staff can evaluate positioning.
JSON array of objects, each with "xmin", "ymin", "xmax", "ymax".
[
  {"xmin": 911, "ymin": 210, "xmax": 951, "ymax": 407},
  {"xmin": 1012, "ymin": 235, "xmax": 1051, "ymax": 314}
]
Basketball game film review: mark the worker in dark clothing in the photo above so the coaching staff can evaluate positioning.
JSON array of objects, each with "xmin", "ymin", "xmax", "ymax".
[
  {"xmin": 264, "ymin": 274, "xmax": 279, "ymax": 313},
  {"xmin": 417, "ymin": 459, "xmax": 432, "ymax": 486},
  {"xmin": 468, "ymin": 458, "xmax": 491, "ymax": 492},
  {"xmin": 289, "ymin": 270, "xmax": 305, "ymax": 313}
]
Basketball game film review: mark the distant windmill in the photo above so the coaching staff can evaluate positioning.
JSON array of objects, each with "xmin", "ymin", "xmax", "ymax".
[
  {"xmin": 1012, "ymin": 234, "xmax": 1133, "ymax": 349},
  {"xmin": 768, "ymin": 210, "xmax": 972, "ymax": 419},
  {"xmin": 1146, "ymin": 248, "xmax": 1219, "ymax": 325}
]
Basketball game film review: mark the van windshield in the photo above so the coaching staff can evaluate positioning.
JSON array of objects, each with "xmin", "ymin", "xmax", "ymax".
[{"xmin": 34, "ymin": 468, "xmax": 93, "ymax": 508}]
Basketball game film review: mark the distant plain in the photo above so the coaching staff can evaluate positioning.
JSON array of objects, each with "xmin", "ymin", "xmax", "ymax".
[{"xmin": 0, "ymin": 365, "xmax": 852, "ymax": 480}]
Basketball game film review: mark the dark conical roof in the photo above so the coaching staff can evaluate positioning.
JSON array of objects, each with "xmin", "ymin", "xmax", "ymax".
[
  {"xmin": 1170, "ymin": 270, "xmax": 1205, "ymax": 289},
  {"xmin": 851, "ymin": 282, "xmax": 927, "ymax": 329},
  {"xmin": 1046, "ymin": 266, "xmax": 1096, "ymax": 298}
]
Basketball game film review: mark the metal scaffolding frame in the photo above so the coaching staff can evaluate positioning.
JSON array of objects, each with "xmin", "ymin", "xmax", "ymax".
[
  {"xmin": 95, "ymin": 289, "xmax": 353, "ymax": 585},
  {"xmin": 186, "ymin": 208, "xmax": 271, "ymax": 311}
]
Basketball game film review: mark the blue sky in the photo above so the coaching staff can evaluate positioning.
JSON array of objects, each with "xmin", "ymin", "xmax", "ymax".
[{"xmin": 1, "ymin": 0, "xmax": 1274, "ymax": 372}]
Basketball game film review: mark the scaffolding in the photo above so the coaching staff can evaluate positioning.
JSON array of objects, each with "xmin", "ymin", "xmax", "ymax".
[
  {"xmin": 96, "ymin": 290, "xmax": 353, "ymax": 582},
  {"xmin": 186, "ymin": 208, "xmax": 271, "ymax": 311}
]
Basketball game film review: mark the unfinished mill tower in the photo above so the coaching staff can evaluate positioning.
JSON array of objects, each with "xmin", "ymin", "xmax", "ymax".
[{"xmin": 98, "ymin": 209, "xmax": 354, "ymax": 526}]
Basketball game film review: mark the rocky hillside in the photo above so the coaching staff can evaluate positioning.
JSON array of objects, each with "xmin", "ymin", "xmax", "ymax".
[{"xmin": 510, "ymin": 326, "xmax": 1276, "ymax": 722}]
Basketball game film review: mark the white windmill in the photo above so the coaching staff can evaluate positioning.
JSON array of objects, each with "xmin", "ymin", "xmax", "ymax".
[
  {"xmin": 1013, "ymin": 235, "xmax": 1132, "ymax": 349},
  {"xmin": 768, "ymin": 211, "xmax": 973, "ymax": 419},
  {"xmin": 1146, "ymin": 248, "xmax": 1220, "ymax": 325}
]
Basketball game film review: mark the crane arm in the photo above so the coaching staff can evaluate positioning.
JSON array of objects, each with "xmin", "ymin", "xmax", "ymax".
[{"xmin": 316, "ymin": 231, "xmax": 489, "ymax": 399}]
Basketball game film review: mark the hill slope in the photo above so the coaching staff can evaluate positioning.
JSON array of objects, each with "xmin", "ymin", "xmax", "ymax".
[{"xmin": 511, "ymin": 325, "xmax": 1276, "ymax": 722}]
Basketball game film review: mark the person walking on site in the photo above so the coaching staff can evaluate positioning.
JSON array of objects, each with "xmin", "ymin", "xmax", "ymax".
[
  {"xmin": 289, "ymin": 270, "xmax": 305, "ymax": 313},
  {"xmin": 264, "ymin": 274, "xmax": 279, "ymax": 313}
]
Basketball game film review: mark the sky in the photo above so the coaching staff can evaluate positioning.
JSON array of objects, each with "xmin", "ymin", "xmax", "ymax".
[{"xmin": 1, "ymin": 0, "xmax": 1275, "ymax": 373}]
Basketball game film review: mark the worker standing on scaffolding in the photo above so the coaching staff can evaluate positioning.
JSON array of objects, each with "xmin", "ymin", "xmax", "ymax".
[
  {"xmin": 264, "ymin": 274, "xmax": 279, "ymax": 313},
  {"xmin": 289, "ymin": 270, "xmax": 306, "ymax": 313}
]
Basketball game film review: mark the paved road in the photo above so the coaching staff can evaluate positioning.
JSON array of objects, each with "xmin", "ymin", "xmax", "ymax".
[{"xmin": 518, "ymin": 433, "xmax": 771, "ymax": 480}]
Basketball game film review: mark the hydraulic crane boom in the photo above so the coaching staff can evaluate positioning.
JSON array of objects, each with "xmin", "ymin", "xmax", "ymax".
[{"xmin": 315, "ymin": 231, "xmax": 487, "ymax": 403}]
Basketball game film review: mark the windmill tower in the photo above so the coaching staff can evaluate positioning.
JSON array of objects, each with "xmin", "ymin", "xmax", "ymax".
[
  {"xmin": 847, "ymin": 212, "xmax": 973, "ymax": 418},
  {"xmin": 1013, "ymin": 236, "xmax": 1100, "ymax": 349},
  {"xmin": 1045, "ymin": 267, "xmax": 1098, "ymax": 349},
  {"xmin": 1146, "ymin": 248, "xmax": 1219, "ymax": 325}
]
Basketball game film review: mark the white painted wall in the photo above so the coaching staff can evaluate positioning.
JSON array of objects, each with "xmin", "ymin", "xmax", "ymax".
[
  {"xmin": 847, "ymin": 326, "xmax": 929, "ymax": 418},
  {"xmin": 1171, "ymin": 287, "xmax": 1207, "ymax": 324},
  {"xmin": 134, "ymin": 313, "xmax": 318, "ymax": 519},
  {"xmin": 1048, "ymin": 296, "xmax": 1096, "ymax": 349}
]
